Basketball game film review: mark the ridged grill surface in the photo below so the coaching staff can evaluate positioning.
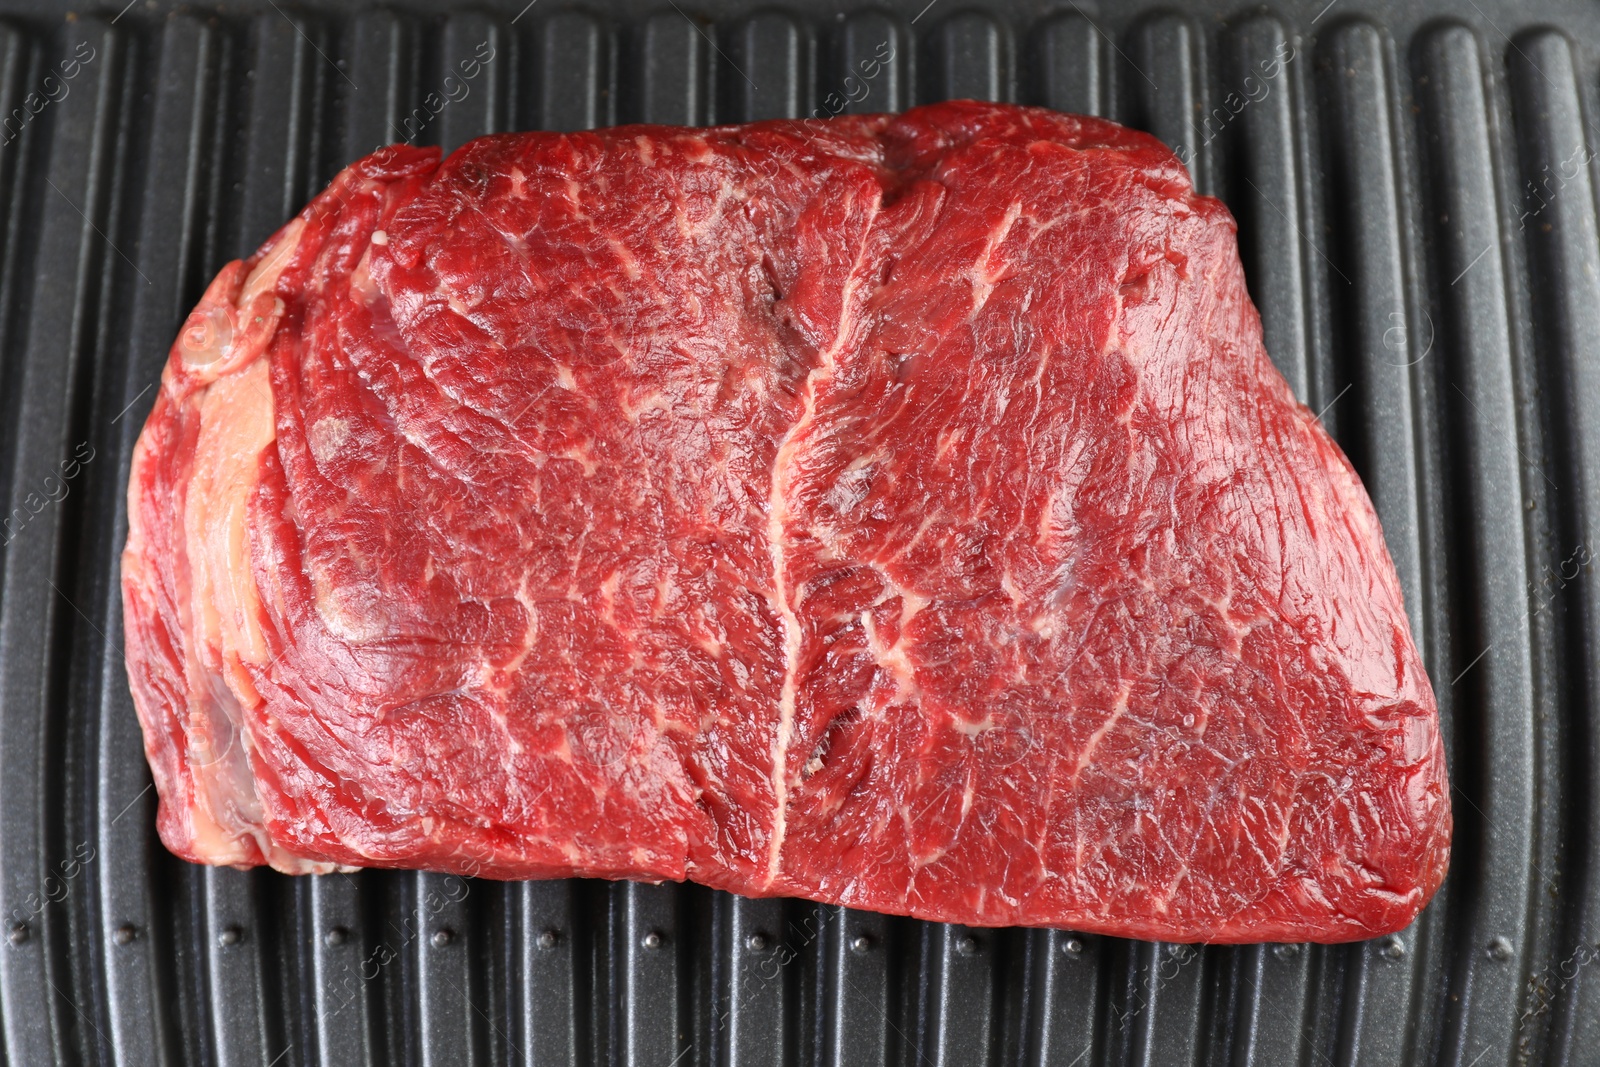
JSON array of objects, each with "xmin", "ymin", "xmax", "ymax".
[{"xmin": 0, "ymin": 1, "xmax": 1594, "ymax": 1064}]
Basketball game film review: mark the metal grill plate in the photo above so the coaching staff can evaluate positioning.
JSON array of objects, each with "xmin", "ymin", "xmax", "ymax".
[{"xmin": 0, "ymin": 1, "xmax": 1595, "ymax": 1064}]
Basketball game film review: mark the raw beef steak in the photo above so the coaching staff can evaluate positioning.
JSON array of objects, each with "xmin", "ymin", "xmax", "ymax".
[{"xmin": 122, "ymin": 101, "xmax": 1450, "ymax": 942}]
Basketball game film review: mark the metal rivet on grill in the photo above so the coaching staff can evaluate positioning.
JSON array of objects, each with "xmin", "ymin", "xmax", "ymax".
[
  {"xmin": 324, "ymin": 926, "xmax": 348, "ymax": 947},
  {"xmin": 537, "ymin": 929, "xmax": 559, "ymax": 950},
  {"xmin": 1273, "ymin": 943, "xmax": 1301, "ymax": 959},
  {"xmin": 643, "ymin": 930, "xmax": 664, "ymax": 950},
  {"xmin": 1487, "ymin": 937, "xmax": 1514, "ymax": 961},
  {"xmin": 431, "ymin": 928, "xmax": 454, "ymax": 948},
  {"xmin": 1062, "ymin": 936, "xmax": 1085, "ymax": 957},
  {"xmin": 218, "ymin": 926, "xmax": 242, "ymax": 947},
  {"xmin": 745, "ymin": 932, "xmax": 769, "ymax": 952},
  {"xmin": 956, "ymin": 934, "xmax": 979, "ymax": 956},
  {"xmin": 849, "ymin": 934, "xmax": 873, "ymax": 955},
  {"xmin": 1380, "ymin": 936, "xmax": 1405, "ymax": 960},
  {"xmin": 113, "ymin": 924, "xmax": 137, "ymax": 945},
  {"xmin": 8, "ymin": 923, "xmax": 27, "ymax": 946}
]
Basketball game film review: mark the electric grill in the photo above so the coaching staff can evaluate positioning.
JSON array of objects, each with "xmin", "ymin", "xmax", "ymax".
[{"xmin": 0, "ymin": 1, "xmax": 1594, "ymax": 1063}]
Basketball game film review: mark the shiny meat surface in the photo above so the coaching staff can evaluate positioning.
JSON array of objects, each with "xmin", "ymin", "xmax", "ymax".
[{"xmin": 121, "ymin": 101, "xmax": 1450, "ymax": 942}]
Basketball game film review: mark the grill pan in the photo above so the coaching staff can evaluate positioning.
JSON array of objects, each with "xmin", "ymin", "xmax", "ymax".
[{"xmin": 0, "ymin": 0, "xmax": 1595, "ymax": 1063}]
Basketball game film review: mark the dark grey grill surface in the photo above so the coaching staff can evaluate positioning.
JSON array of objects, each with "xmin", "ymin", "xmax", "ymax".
[{"xmin": 0, "ymin": 0, "xmax": 1593, "ymax": 1064}]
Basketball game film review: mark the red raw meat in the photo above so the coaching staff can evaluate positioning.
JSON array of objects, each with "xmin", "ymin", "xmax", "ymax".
[{"xmin": 121, "ymin": 102, "xmax": 1450, "ymax": 942}]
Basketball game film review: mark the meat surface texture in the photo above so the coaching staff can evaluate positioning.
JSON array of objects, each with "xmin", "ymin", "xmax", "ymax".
[{"xmin": 122, "ymin": 101, "xmax": 1450, "ymax": 943}]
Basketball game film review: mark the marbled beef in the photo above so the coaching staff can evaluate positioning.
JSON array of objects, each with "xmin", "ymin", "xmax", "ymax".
[{"xmin": 121, "ymin": 102, "xmax": 1450, "ymax": 942}]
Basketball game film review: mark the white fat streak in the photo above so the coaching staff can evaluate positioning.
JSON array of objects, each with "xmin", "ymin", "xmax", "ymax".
[
  {"xmin": 859, "ymin": 589, "xmax": 928, "ymax": 705},
  {"xmin": 349, "ymin": 247, "xmax": 379, "ymax": 305},
  {"xmin": 966, "ymin": 201, "xmax": 1023, "ymax": 313},
  {"xmin": 764, "ymin": 389, "xmax": 810, "ymax": 886},
  {"xmin": 1071, "ymin": 682, "xmax": 1131, "ymax": 784},
  {"xmin": 176, "ymin": 339, "xmax": 278, "ymax": 864},
  {"xmin": 763, "ymin": 189, "xmax": 880, "ymax": 886},
  {"xmin": 241, "ymin": 218, "xmax": 306, "ymax": 305}
]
